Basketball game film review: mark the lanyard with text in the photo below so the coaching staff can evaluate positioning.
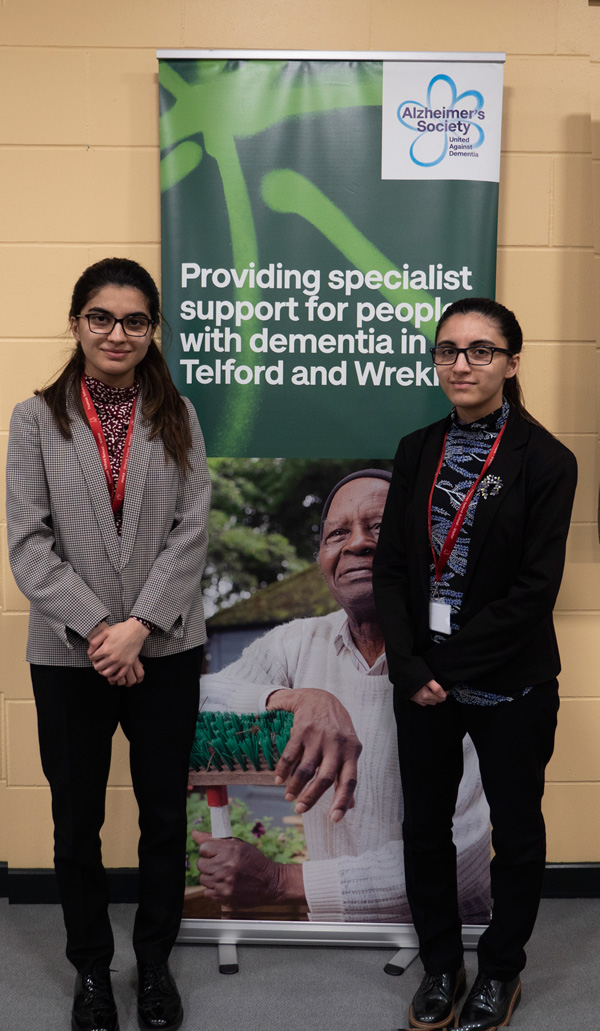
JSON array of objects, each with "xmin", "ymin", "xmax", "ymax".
[
  {"xmin": 80, "ymin": 376, "xmax": 137, "ymax": 515},
  {"xmin": 428, "ymin": 419, "xmax": 507, "ymax": 585}
]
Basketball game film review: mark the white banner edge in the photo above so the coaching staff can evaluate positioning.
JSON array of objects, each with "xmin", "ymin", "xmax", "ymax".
[{"xmin": 157, "ymin": 49, "xmax": 506, "ymax": 64}]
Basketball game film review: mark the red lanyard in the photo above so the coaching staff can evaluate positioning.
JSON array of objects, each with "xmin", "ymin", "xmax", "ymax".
[
  {"xmin": 428, "ymin": 420, "xmax": 507, "ymax": 583},
  {"xmin": 80, "ymin": 376, "xmax": 137, "ymax": 515}
]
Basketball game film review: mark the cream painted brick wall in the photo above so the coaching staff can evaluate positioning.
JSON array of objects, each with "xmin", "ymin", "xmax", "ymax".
[
  {"xmin": 2, "ymin": 0, "xmax": 600, "ymax": 872},
  {"xmin": 0, "ymin": 783, "xmax": 7, "ymax": 860},
  {"xmin": 519, "ymin": 343, "xmax": 596, "ymax": 433},
  {"xmin": 0, "ymin": 0, "xmax": 186, "ymax": 49},
  {"xmin": 0, "ymin": 614, "xmax": 32, "ymax": 700},
  {"xmin": 559, "ymin": 561, "xmax": 600, "ymax": 611},
  {"xmin": 1, "ymin": 149, "xmax": 160, "ymax": 244},
  {"xmin": 550, "ymin": 699, "xmax": 600, "ymax": 781},
  {"xmin": 593, "ymin": 163, "xmax": 600, "ymax": 253},
  {"xmin": 0, "ymin": 695, "xmax": 6, "ymax": 782},
  {"xmin": 0, "ymin": 246, "xmax": 161, "ymax": 350},
  {"xmin": 7, "ymin": 702, "xmax": 132, "ymax": 789},
  {"xmin": 0, "ymin": 249, "xmax": 103, "ymax": 342},
  {"xmin": 1, "ymin": 50, "xmax": 90, "ymax": 146},
  {"xmin": 497, "ymin": 250, "xmax": 596, "ymax": 342},
  {"xmin": 555, "ymin": 614, "xmax": 600, "ymax": 697},
  {"xmin": 7, "ymin": 785, "xmax": 141, "ymax": 868},
  {"xmin": 497, "ymin": 154, "xmax": 552, "ymax": 247},
  {"xmin": 1, "ymin": 342, "xmax": 71, "ymax": 428},
  {"xmin": 552, "ymin": 154, "xmax": 594, "ymax": 247},
  {"xmin": 8, "ymin": 786, "xmax": 57, "ymax": 868},
  {"xmin": 557, "ymin": 434, "xmax": 597, "ymax": 523},
  {"xmin": 371, "ymin": 0, "xmax": 558, "ymax": 54},
  {"xmin": 503, "ymin": 57, "xmax": 592, "ymax": 153},
  {"xmin": 544, "ymin": 784, "xmax": 600, "ymax": 861},
  {"xmin": 565, "ymin": 523, "xmax": 600, "ymax": 565},
  {"xmin": 100, "ymin": 788, "xmax": 145, "ymax": 867},
  {"xmin": 6, "ymin": 701, "xmax": 45, "ymax": 787},
  {"xmin": 0, "ymin": 433, "xmax": 6, "ymax": 522}
]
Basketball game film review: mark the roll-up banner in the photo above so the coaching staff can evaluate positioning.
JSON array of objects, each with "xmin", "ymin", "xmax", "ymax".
[{"xmin": 158, "ymin": 50, "xmax": 504, "ymax": 948}]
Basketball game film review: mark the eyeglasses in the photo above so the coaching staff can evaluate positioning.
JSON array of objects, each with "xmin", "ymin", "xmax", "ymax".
[
  {"xmin": 430, "ymin": 345, "xmax": 513, "ymax": 366},
  {"xmin": 75, "ymin": 313, "xmax": 153, "ymax": 337}
]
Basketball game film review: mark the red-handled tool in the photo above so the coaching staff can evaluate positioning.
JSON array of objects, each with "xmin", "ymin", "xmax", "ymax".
[{"xmin": 206, "ymin": 785, "xmax": 232, "ymax": 838}]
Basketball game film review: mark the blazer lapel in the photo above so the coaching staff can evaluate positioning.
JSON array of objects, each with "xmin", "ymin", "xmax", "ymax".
[
  {"xmin": 461, "ymin": 410, "xmax": 530, "ymax": 595},
  {"xmin": 119, "ymin": 397, "xmax": 152, "ymax": 571},
  {"xmin": 68, "ymin": 396, "xmax": 122, "ymax": 572}
]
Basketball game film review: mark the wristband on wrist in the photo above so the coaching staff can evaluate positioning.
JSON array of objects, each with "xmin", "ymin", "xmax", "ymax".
[{"xmin": 132, "ymin": 616, "xmax": 155, "ymax": 633}]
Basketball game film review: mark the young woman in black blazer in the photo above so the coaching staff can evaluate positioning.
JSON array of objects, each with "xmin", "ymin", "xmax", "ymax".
[
  {"xmin": 373, "ymin": 298, "xmax": 577, "ymax": 1031},
  {"xmin": 6, "ymin": 258, "xmax": 211, "ymax": 1031}
]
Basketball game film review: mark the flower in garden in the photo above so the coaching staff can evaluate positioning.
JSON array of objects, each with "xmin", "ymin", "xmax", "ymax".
[{"xmin": 252, "ymin": 821, "xmax": 266, "ymax": 838}]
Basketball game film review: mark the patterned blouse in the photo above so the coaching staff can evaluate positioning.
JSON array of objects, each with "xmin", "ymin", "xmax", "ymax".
[
  {"xmin": 84, "ymin": 375, "xmax": 153, "ymax": 633},
  {"xmin": 429, "ymin": 398, "xmax": 529, "ymax": 706},
  {"xmin": 84, "ymin": 375, "xmax": 137, "ymax": 535}
]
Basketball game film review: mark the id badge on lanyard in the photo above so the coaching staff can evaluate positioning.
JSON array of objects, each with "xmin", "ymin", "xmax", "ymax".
[{"xmin": 429, "ymin": 599, "xmax": 452, "ymax": 635}]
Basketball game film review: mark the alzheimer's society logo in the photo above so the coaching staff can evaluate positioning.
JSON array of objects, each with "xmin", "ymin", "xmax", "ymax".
[
  {"xmin": 382, "ymin": 60, "xmax": 503, "ymax": 183},
  {"xmin": 397, "ymin": 74, "xmax": 484, "ymax": 168}
]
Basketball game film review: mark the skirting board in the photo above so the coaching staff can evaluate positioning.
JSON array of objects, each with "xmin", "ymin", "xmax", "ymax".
[
  {"xmin": 5, "ymin": 863, "xmax": 600, "ymax": 904},
  {"xmin": 6, "ymin": 868, "xmax": 139, "ymax": 904}
]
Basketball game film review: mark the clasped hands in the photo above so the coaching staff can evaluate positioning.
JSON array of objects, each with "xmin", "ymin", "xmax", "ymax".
[
  {"xmin": 87, "ymin": 618, "xmax": 150, "ymax": 686},
  {"xmin": 411, "ymin": 679, "xmax": 448, "ymax": 706}
]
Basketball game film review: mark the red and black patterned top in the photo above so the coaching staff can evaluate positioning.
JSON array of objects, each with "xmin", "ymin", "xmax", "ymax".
[
  {"xmin": 84, "ymin": 374, "xmax": 138, "ymax": 535},
  {"xmin": 84, "ymin": 375, "xmax": 154, "ymax": 633}
]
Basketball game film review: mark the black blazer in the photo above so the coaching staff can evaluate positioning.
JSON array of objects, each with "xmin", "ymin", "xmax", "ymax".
[{"xmin": 372, "ymin": 408, "xmax": 578, "ymax": 701}]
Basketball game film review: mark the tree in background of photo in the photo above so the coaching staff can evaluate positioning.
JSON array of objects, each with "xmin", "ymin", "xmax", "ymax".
[{"xmin": 204, "ymin": 457, "xmax": 393, "ymax": 613}]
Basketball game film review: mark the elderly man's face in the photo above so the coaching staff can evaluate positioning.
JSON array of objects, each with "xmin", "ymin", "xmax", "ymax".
[{"xmin": 319, "ymin": 477, "xmax": 389, "ymax": 616}]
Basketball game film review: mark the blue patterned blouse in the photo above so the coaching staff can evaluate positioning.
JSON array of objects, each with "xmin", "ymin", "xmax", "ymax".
[{"xmin": 429, "ymin": 398, "xmax": 529, "ymax": 706}]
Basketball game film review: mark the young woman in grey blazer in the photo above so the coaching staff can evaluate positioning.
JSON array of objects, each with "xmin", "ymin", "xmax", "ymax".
[
  {"xmin": 6, "ymin": 258, "xmax": 211, "ymax": 1031},
  {"xmin": 373, "ymin": 298, "xmax": 577, "ymax": 1031}
]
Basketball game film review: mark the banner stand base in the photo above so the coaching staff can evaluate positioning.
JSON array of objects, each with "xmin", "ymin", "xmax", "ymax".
[
  {"xmin": 177, "ymin": 919, "xmax": 485, "ymax": 976},
  {"xmin": 384, "ymin": 947, "xmax": 419, "ymax": 975},
  {"xmin": 217, "ymin": 943, "xmax": 239, "ymax": 974}
]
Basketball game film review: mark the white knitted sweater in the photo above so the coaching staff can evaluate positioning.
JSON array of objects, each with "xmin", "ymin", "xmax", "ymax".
[{"xmin": 201, "ymin": 610, "xmax": 491, "ymax": 923}]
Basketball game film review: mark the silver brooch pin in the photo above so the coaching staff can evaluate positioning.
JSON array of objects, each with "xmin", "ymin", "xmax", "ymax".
[{"xmin": 479, "ymin": 474, "xmax": 503, "ymax": 499}]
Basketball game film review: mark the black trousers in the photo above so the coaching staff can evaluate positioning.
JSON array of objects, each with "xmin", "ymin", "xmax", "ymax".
[
  {"xmin": 395, "ymin": 680, "xmax": 559, "ymax": 981},
  {"xmin": 31, "ymin": 646, "xmax": 202, "ymax": 974}
]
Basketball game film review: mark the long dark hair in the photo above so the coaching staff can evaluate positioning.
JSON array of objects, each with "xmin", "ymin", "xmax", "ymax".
[
  {"xmin": 435, "ymin": 297, "xmax": 542, "ymax": 427},
  {"xmin": 36, "ymin": 257, "xmax": 192, "ymax": 471}
]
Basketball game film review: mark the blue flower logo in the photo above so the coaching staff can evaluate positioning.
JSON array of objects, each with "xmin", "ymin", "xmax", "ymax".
[{"xmin": 397, "ymin": 74, "xmax": 485, "ymax": 168}]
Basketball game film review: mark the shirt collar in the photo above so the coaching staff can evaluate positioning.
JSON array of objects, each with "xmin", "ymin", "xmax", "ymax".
[
  {"xmin": 450, "ymin": 396, "xmax": 510, "ymax": 435},
  {"xmin": 84, "ymin": 374, "xmax": 138, "ymax": 404},
  {"xmin": 334, "ymin": 615, "xmax": 388, "ymax": 676}
]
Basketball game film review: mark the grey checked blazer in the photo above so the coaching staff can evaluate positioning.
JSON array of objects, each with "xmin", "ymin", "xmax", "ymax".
[{"xmin": 6, "ymin": 391, "xmax": 211, "ymax": 665}]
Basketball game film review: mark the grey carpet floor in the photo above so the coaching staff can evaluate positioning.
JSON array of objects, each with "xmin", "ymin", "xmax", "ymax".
[{"xmin": 1, "ymin": 898, "xmax": 599, "ymax": 1030}]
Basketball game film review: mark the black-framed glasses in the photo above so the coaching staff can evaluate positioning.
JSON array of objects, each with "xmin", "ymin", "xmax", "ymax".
[
  {"xmin": 75, "ymin": 313, "xmax": 153, "ymax": 337},
  {"xmin": 430, "ymin": 344, "xmax": 513, "ymax": 366}
]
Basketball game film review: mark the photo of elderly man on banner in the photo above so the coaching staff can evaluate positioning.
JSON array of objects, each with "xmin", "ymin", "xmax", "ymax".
[{"xmin": 186, "ymin": 465, "xmax": 491, "ymax": 925}]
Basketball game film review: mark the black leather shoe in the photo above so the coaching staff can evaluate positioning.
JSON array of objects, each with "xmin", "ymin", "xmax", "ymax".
[
  {"xmin": 72, "ymin": 968, "xmax": 119, "ymax": 1031},
  {"xmin": 455, "ymin": 973, "xmax": 521, "ymax": 1030},
  {"xmin": 137, "ymin": 962, "xmax": 183, "ymax": 1031},
  {"xmin": 409, "ymin": 966, "xmax": 466, "ymax": 1028}
]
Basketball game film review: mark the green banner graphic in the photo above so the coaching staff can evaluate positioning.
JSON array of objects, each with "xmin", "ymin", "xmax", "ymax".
[{"xmin": 159, "ymin": 57, "xmax": 500, "ymax": 459}]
